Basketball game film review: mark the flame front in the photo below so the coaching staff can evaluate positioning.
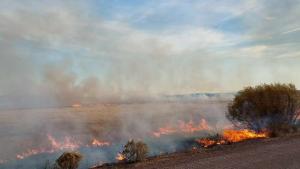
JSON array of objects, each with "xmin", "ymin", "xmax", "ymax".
[
  {"xmin": 71, "ymin": 103, "xmax": 81, "ymax": 108},
  {"xmin": 91, "ymin": 139, "xmax": 110, "ymax": 147},
  {"xmin": 16, "ymin": 135, "xmax": 110, "ymax": 160},
  {"xmin": 179, "ymin": 119, "xmax": 210, "ymax": 133},
  {"xmin": 47, "ymin": 135, "xmax": 81, "ymax": 151},
  {"xmin": 223, "ymin": 129, "xmax": 268, "ymax": 143},
  {"xmin": 153, "ymin": 127, "xmax": 177, "ymax": 137},
  {"xmin": 116, "ymin": 153, "xmax": 125, "ymax": 161},
  {"xmin": 196, "ymin": 138, "xmax": 217, "ymax": 148},
  {"xmin": 196, "ymin": 129, "xmax": 268, "ymax": 148},
  {"xmin": 152, "ymin": 119, "xmax": 211, "ymax": 137}
]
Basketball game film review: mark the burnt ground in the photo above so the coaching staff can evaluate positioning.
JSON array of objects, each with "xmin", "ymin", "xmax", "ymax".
[{"xmin": 93, "ymin": 133, "xmax": 300, "ymax": 169}]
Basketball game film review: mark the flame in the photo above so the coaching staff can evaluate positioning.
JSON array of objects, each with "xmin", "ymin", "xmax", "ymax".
[
  {"xmin": 152, "ymin": 119, "xmax": 211, "ymax": 137},
  {"xmin": 116, "ymin": 153, "xmax": 125, "ymax": 161},
  {"xmin": 91, "ymin": 139, "xmax": 110, "ymax": 147},
  {"xmin": 196, "ymin": 129, "xmax": 268, "ymax": 148},
  {"xmin": 47, "ymin": 135, "xmax": 81, "ymax": 150},
  {"xmin": 179, "ymin": 119, "xmax": 210, "ymax": 133},
  {"xmin": 16, "ymin": 135, "xmax": 110, "ymax": 160},
  {"xmin": 196, "ymin": 138, "xmax": 218, "ymax": 148},
  {"xmin": 153, "ymin": 127, "xmax": 177, "ymax": 137},
  {"xmin": 223, "ymin": 129, "xmax": 268, "ymax": 143},
  {"xmin": 16, "ymin": 148, "xmax": 46, "ymax": 160},
  {"xmin": 71, "ymin": 103, "xmax": 81, "ymax": 108}
]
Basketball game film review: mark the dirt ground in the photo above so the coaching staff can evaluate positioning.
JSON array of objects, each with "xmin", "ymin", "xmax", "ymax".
[{"xmin": 95, "ymin": 133, "xmax": 300, "ymax": 169}]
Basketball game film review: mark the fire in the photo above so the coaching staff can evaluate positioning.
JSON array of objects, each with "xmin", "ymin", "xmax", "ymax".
[
  {"xmin": 47, "ymin": 135, "xmax": 81, "ymax": 151},
  {"xmin": 196, "ymin": 138, "xmax": 218, "ymax": 148},
  {"xmin": 71, "ymin": 103, "xmax": 81, "ymax": 108},
  {"xmin": 179, "ymin": 119, "xmax": 210, "ymax": 133},
  {"xmin": 196, "ymin": 129, "xmax": 268, "ymax": 148},
  {"xmin": 116, "ymin": 153, "xmax": 125, "ymax": 161},
  {"xmin": 91, "ymin": 139, "xmax": 110, "ymax": 147},
  {"xmin": 16, "ymin": 135, "xmax": 110, "ymax": 160},
  {"xmin": 223, "ymin": 129, "xmax": 268, "ymax": 143},
  {"xmin": 196, "ymin": 138, "xmax": 227, "ymax": 148},
  {"xmin": 16, "ymin": 148, "xmax": 46, "ymax": 160},
  {"xmin": 152, "ymin": 119, "xmax": 211, "ymax": 137},
  {"xmin": 153, "ymin": 127, "xmax": 177, "ymax": 137}
]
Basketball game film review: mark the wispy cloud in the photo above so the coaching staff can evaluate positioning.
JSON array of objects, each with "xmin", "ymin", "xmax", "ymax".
[
  {"xmin": 0, "ymin": 0, "xmax": 300, "ymax": 107},
  {"xmin": 282, "ymin": 27, "xmax": 300, "ymax": 34}
]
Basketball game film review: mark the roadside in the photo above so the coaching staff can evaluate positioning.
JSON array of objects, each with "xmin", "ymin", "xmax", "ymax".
[{"xmin": 93, "ymin": 133, "xmax": 300, "ymax": 169}]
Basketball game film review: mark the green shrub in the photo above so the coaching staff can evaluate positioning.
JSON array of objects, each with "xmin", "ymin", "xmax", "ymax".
[
  {"xmin": 121, "ymin": 140, "xmax": 148, "ymax": 163},
  {"xmin": 227, "ymin": 83, "xmax": 300, "ymax": 135}
]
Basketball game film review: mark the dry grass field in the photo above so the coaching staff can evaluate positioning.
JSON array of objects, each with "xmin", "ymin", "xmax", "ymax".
[{"xmin": 0, "ymin": 101, "xmax": 230, "ymax": 168}]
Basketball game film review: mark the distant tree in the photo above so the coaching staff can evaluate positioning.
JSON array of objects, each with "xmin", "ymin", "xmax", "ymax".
[
  {"xmin": 227, "ymin": 83, "xmax": 300, "ymax": 135},
  {"xmin": 121, "ymin": 140, "xmax": 148, "ymax": 163}
]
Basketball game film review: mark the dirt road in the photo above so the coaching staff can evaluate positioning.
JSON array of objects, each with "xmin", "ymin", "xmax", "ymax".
[{"xmin": 96, "ymin": 134, "xmax": 300, "ymax": 169}]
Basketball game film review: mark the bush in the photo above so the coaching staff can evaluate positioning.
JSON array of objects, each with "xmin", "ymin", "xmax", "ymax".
[
  {"xmin": 227, "ymin": 83, "xmax": 300, "ymax": 135},
  {"xmin": 55, "ymin": 152, "xmax": 83, "ymax": 169},
  {"xmin": 121, "ymin": 140, "xmax": 148, "ymax": 163}
]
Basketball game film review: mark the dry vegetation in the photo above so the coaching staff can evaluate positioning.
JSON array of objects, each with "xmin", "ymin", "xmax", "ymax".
[
  {"xmin": 0, "ymin": 101, "xmax": 228, "ymax": 164},
  {"xmin": 227, "ymin": 83, "xmax": 300, "ymax": 136},
  {"xmin": 120, "ymin": 140, "xmax": 148, "ymax": 163}
]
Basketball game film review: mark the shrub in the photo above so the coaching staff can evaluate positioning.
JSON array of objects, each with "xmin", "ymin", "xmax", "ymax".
[
  {"xmin": 55, "ymin": 152, "xmax": 83, "ymax": 169},
  {"xmin": 227, "ymin": 83, "xmax": 300, "ymax": 135},
  {"xmin": 121, "ymin": 140, "xmax": 148, "ymax": 163}
]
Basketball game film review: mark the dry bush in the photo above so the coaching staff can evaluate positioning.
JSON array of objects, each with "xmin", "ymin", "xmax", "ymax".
[
  {"xmin": 227, "ymin": 83, "xmax": 300, "ymax": 136},
  {"xmin": 55, "ymin": 152, "xmax": 83, "ymax": 169},
  {"xmin": 121, "ymin": 140, "xmax": 148, "ymax": 163}
]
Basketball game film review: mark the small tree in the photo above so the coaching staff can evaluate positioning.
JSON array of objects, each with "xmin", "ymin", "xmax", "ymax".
[
  {"xmin": 227, "ymin": 83, "xmax": 300, "ymax": 135},
  {"xmin": 121, "ymin": 140, "xmax": 148, "ymax": 163}
]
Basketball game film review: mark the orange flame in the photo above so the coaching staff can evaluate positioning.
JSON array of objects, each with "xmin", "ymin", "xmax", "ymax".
[
  {"xmin": 116, "ymin": 153, "xmax": 125, "ymax": 161},
  {"xmin": 91, "ymin": 139, "xmax": 110, "ymax": 147},
  {"xmin": 47, "ymin": 135, "xmax": 81, "ymax": 150},
  {"xmin": 153, "ymin": 127, "xmax": 177, "ymax": 137},
  {"xmin": 16, "ymin": 134, "xmax": 110, "ymax": 160},
  {"xmin": 196, "ymin": 138, "xmax": 218, "ymax": 148},
  {"xmin": 71, "ymin": 103, "xmax": 81, "ymax": 108},
  {"xmin": 152, "ymin": 119, "xmax": 211, "ymax": 137},
  {"xmin": 179, "ymin": 119, "xmax": 210, "ymax": 133},
  {"xmin": 223, "ymin": 129, "xmax": 268, "ymax": 143},
  {"xmin": 196, "ymin": 129, "xmax": 268, "ymax": 148}
]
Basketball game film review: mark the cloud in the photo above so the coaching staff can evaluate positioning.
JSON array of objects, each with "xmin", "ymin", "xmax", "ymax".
[
  {"xmin": 282, "ymin": 27, "xmax": 300, "ymax": 34},
  {"xmin": 0, "ymin": 0, "xmax": 300, "ymax": 108}
]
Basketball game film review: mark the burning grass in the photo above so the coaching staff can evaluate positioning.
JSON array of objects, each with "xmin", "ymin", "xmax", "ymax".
[
  {"xmin": 152, "ymin": 119, "xmax": 211, "ymax": 138},
  {"xmin": 196, "ymin": 129, "xmax": 269, "ymax": 148},
  {"xmin": 15, "ymin": 134, "xmax": 110, "ymax": 160}
]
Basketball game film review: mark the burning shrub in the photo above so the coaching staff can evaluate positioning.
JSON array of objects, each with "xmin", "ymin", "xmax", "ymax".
[
  {"xmin": 120, "ymin": 140, "xmax": 148, "ymax": 163},
  {"xmin": 227, "ymin": 83, "xmax": 300, "ymax": 136},
  {"xmin": 55, "ymin": 152, "xmax": 83, "ymax": 169}
]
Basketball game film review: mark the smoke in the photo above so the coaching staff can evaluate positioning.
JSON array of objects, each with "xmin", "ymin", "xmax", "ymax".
[
  {"xmin": 42, "ymin": 64, "xmax": 109, "ymax": 106},
  {"xmin": 1, "ymin": 1, "xmax": 299, "ymax": 109},
  {"xmin": 0, "ymin": 1, "xmax": 299, "ymax": 168},
  {"xmin": 0, "ymin": 100, "xmax": 231, "ymax": 169}
]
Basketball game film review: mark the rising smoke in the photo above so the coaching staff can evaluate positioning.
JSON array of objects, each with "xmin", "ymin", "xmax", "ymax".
[
  {"xmin": 0, "ymin": 0, "xmax": 300, "ymax": 168},
  {"xmin": 1, "ymin": 1, "xmax": 300, "ymax": 109}
]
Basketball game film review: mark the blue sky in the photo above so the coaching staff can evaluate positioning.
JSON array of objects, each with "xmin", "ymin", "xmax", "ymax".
[{"xmin": 0, "ymin": 0, "xmax": 300, "ymax": 106}]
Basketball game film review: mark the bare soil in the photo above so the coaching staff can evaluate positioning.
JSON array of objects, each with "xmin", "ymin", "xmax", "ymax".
[{"xmin": 94, "ymin": 133, "xmax": 300, "ymax": 169}]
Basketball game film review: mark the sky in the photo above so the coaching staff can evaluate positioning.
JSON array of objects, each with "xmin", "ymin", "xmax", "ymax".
[{"xmin": 0, "ymin": 0, "xmax": 300, "ymax": 107}]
